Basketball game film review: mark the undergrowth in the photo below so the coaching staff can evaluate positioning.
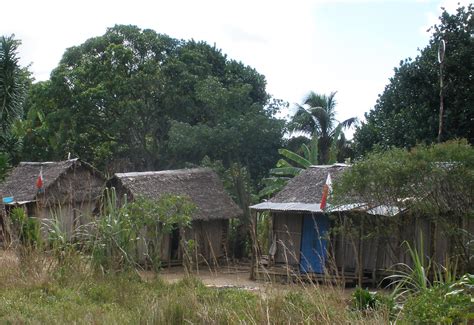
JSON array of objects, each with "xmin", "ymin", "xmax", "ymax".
[{"xmin": 0, "ymin": 250, "xmax": 388, "ymax": 324}]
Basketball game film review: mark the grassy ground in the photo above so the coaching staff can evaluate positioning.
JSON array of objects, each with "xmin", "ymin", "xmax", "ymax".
[{"xmin": 0, "ymin": 250, "xmax": 389, "ymax": 324}]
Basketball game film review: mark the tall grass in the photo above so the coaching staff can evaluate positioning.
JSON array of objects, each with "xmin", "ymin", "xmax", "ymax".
[
  {"xmin": 386, "ymin": 240, "xmax": 430, "ymax": 301},
  {"xmin": 0, "ymin": 250, "xmax": 389, "ymax": 324},
  {"xmin": 87, "ymin": 188, "xmax": 141, "ymax": 271}
]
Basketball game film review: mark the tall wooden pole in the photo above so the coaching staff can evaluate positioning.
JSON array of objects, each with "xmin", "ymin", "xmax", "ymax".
[{"xmin": 437, "ymin": 39, "xmax": 446, "ymax": 143}]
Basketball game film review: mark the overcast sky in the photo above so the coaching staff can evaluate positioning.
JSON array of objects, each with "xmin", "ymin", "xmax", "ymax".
[{"xmin": 2, "ymin": 0, "xmax": 470, "ymax": 134}]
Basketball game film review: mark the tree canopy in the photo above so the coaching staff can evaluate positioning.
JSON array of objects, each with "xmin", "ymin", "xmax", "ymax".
[
  {"xmin": 354, "ymin": 5, "xmax": 474, "ymax": 155},
  {"xmin": 334, "ymin": 140, "xmax": 474, "ymax": 218},
  {"xmin": 21, "ymin": 25, "xmax": 284, "ymax": 180}
]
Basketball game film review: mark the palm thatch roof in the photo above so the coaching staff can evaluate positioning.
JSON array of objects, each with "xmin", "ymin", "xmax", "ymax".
[
  {"xmin": 108, "ymin": 168, "xmax": 242, "ymax": 221},
  {"xmin": 251, "ymin": 164, "xmax": 349, "ymax": 213},
  {"xmin": 0, "ymin": 159, "xmax": 104, "ymax": 203},
  {"xmin": 271, "ymin": 164, "xmax": 349, "ymax": 204},
  {"xmin": 251, "ymin": 164, "xmax": 401, "ymax": 216}
]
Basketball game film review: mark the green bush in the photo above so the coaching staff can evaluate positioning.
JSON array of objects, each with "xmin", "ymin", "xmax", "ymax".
[
  {"xmin": 88, "ymin": 188, "xmax": 194, "ymax": 272},
  {"xmin": 352, "ymin": 287, "xmax": 378, "ymax": 310},
  {"xmin": 402, "ymin": 285, "xmax": 474, "ymax": 323},
  {"xmin": 10, "ymin": 207, "xmax": 41, "ymax": 247},
  {"xmin": 352, "ymin": 287, "xmax": 393, "ymax": 311},
  {"xmin": 351, "ymin": 287, "xmax": 395, "ymax": 321}
]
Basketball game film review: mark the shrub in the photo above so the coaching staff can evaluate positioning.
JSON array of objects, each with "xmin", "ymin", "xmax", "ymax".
[
  {"xmin": 9, "ymin": 207, "xmax": 41, "ymax": 247},
  {"xmin": 87, "ymin": 188, "xmax": 194, "ymax": 272},
  {"xmin": 402, "ymin": 285, "xmax": 474, "ymax": 323},
  {"xmin": 352, "ymin": 287, "xmax": 394, "ymax": 313}
]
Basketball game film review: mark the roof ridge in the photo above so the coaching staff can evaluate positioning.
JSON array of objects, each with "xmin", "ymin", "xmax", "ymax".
[
  {"xmin": 115, "ymin": 168, "xmax": 210, "ymax": 178},
  {"xmin": 19, "ymin": 158, "xmax": 79, "ymax": 166},
  {"xmin": 309, "ymin": 163, "xmax": 351, "ymax": 168}
]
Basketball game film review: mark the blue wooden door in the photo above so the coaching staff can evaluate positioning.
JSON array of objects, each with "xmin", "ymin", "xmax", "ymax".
[{"xmin": 299, "ymin": 214, "xmax": 329, "ymax": 273}]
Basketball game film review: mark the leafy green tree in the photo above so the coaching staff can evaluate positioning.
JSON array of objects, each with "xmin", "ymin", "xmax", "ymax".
[
  {"xmin": 289, "ymin": 91, "xmax": 356, "ymax": 164},
  {"xmin": 200, "ymin": 156, "xmax": 256, "ymax": 258},
  {"xmin": 354, "ymin": 5, "xmax": 474, "ymax": 155},
  {"xmin": 23, "ymin": 25, "xmax": 284, "ymax": 180},
  {"xmin": 334, "ymin": 139, "xmax": 474, "ymax": 271}
]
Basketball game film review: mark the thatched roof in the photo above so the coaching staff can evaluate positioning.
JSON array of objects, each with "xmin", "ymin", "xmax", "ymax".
[
  {"xmin": 0, "ymin": 159, "xmax": 104, "ymax": 203},
  {"xmin": 251, "ymin": 164, "xmax": 349, "ymax": 213},
  {"xmin": 109, "ymin": 168, "xmax": 242, "ymax": 221},
  {"xmin": 271, "ymin": 164, "xmax": 349, "ymax": 204},
  {"xmin": 251, "ymin": 164, "xmax": 401, "ymax": 216}
]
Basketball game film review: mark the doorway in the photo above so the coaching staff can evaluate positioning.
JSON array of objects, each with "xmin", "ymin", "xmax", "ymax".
[{"xmin": 299, "ymin": 214, "xmax": 329, "ymax": 273}]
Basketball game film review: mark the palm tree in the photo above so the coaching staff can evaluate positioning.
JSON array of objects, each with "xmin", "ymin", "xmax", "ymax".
[
  {"xmin": 0, "ymin": 35, "xmax": 26, "ymax": 132},
  {"xmin": 289, "ymin": 91, "xmax": 357, "ymax": 164},
  {"xmin": 0, "ymin": 35, "xmax": 29, "ymax": 166}
]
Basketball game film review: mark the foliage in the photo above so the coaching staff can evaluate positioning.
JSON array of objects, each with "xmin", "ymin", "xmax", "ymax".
[
  {"xmin": 0, "ymin": 151, "xmax": 9, "ymax": 179},
  {"xmin": 334, "ymin": 140, "xmax": 474, "ymax": 216},
  {"xmin": 0, "ymin": 35, "xmax": 30, "ymax": 166},
  {"xmin": 334, "ymin": 140, "xmax": 474, "ymax": 271},
  {"xmin": 352, "ymin": 287, "xmax": 378, "ymax": 310},
  {"xmin": 45, "ymin": 214, "xmax": 76, "ymax": 264},
  {"xmin": 401, "ymin": 284, "xmax": 473, "ymax": 324},
  {"xmin": 21, "ymin": 25, "xmax": 284, "ymax": 180},
  {"xmin": 289, "ymin": 91, "xmax": 356, "ymax": 164},
  {"xmin": 352, "ymin": 287, "xmax": 394, "ymax": 313},
  {"xmin": 201, "ymin": 156, "xmax": 256, "ymax": 258},
  {"xmin": 355, "ymin": 5, "xmax": 474, "ymax": 154},
  {"xmin": 0, "ymin": 35, "xmax": 28, "ymax": 131},
  {"xmin": 383, "ymin": 239, "xmax": 473, "ymax": 322},
  {"xmin": 9, "ymin": 207, "xmax": 41, "ymax": 247},
  {"xmin": 386, "ymin": 240, "xmax": 432, "ymax": 302},
  {"xmin": 258, "ymin": 135, "xmax": 319, "ymax": 198},
  {"xmin": 87, "ymin": 188, "xmax": 194, "ymax": 271},
  {"xmin": 0, "ymin": 252, "xmax": 390, "ymax": 324},
  {"xmin": 447, "ymin": 273, "xmax": 474, "ymax": 298}
]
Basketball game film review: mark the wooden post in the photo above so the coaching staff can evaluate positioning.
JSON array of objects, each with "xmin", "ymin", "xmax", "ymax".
[
  {"xmin": 438, "ymin": 40, "xmax": 445, "ymax": 143},
  {"xmin": 341, "ymin": 215, "xmax": 346, "ymax": 286},
  {"xmin": 372, "ymin": 234, "xmax": 380, "ymax": 287},
  {"xmin": 249, "ymin": 209, "xmax": 258, "ymax": 280},
  {"xmin": 358, "ymin": 215, "xmax": 364, "ymax": 287}
]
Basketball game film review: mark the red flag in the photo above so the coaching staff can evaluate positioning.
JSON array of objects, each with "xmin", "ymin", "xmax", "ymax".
[
  {"xmin": 320, "ymin": 173, "xmax": 332, "ymax": 210},
  {"xmin": 36, "ymin": 169, "xmax": 43, "ymax": 190}
]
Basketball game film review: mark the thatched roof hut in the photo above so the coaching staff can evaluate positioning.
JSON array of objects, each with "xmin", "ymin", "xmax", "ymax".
[
  {"xmin": 251, "ymin": 164, "xmax": 350, "ymax": 213},
  {"xmin": 108, "ymin": 168, "xmax": 241, "ymax": 220},
  {"xmin": 249, "ymin": 163, "xmax": 473, "ymax": 284},
  {"xmin": 0, "ymin": 159, "xmax": 105, "ymax": 241},
  {"xmin": 0, "ymin": 159, "xmax": 104, "ymax": 204},
  {"xmin": 107, "ymin": 168, "xmax": 242, "ymax": 264}
]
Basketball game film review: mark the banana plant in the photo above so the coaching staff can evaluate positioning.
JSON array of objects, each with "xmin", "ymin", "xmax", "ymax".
[{"xmin": 259, "ymin": 136, "xmax": 318, "ymax": 198}]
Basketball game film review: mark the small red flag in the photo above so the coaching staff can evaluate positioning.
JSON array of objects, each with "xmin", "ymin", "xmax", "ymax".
[
  {"xmin": 36, "ymin": 169, "xmax": 43, "ymax": 190},
  {"xmin": 320, "ymin": 173, "xmax": 332, "ymax": 210}
]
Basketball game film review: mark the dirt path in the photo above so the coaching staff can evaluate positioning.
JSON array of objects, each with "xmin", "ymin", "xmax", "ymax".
[{"xmin": 158, "ymin": 265, "xmax": 265, "ymax": 290}]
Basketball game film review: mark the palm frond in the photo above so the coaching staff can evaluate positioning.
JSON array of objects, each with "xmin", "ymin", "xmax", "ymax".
[
  {"xmin": 303, "ymin": 91, "xmax": 327, "ymax": 108},
  {"xmin": 326, "ymin": 91, "xmax": 338, "ymax": 111},
  {"xmin": 340, "ymin": 117, "xmax": 358, "ymax": 129},
  {"xmin": 288, "ymin": 104, "xmax": 315, "ymax": 135},
  {"xmin": 309, "ymin": 106, "xmax": 330, "ymax": 137},
  {"xmin": 308, "ymin": 136, "xmax": 318, "ymax": 164}
]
